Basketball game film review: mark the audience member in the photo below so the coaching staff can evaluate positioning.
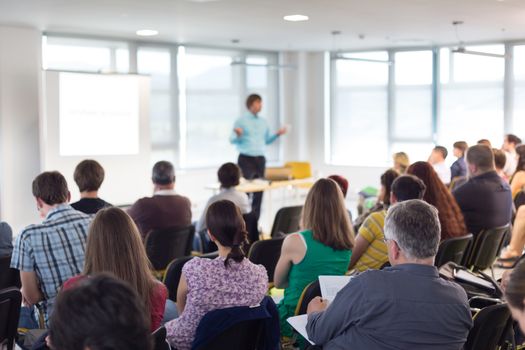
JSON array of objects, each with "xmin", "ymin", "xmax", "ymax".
[
  {"xmin": 494, "ymin": 148, "xmax": 510, "ymax": 182},
  {"xmin": 478, "ymin": 139, "xmax": 492, "ymax": 147},
  {"xmin": 393, "ymin": 152, "xmax": 410, "ymax": 174},
  {"xmin": 504, "ymin": 259, "xmax": 525, "ymax": 334},
  {"xmin": 49, "ymin": 274, "xmax": 152, "ymax": 350},
  {"xmin": 428, "ymin": 145, "xmax": 451, "ymax": 184},
  {"xmin": 500, "ymin": 206, "xmax": 525, "ymax": 262},
  {"xmin": 407, "ymin": 162, "xmax": 468, "ymax": 240},
  {"xmin": 328, "ymin": 175, "xmax": 349, "ymax": 198},
  {"xmin": 128, "ymin": 161, "xmax": 191, "ymax": 240},
  {"xmin": 353, "ymin": 169, "xmax": 398, "ymax": 231},
  {"xmin": 510, "ymin": 144, "xmax": 525, "ymax": 199},
  {"xmin": 503, "ymin": 134, "xmax": 522, "ymax": 177},
  {"xmin": 0, "ymin": 221, "xmax": 13, "ymax": 256},
  {"xmin": 196, "ymin": 162, "xmax": 250, "ymax": 233},
  {"xmin": 453, "ymin": 145, "xmax": 512, "ymax": 236},
  {"xmin": 165, "ymin": 200, "xmax": 267, "ymax": 350},
  {"xmin": 63, "ymin": 207, "xmax": 167, "ymax": 331},
  {"xmin": 11, "ymin": 171, "xmax": 91, "ymax": 327},
  {"xmin": 274, "ymin": 178, "xmax": 354, "ymax": 338},
  {"xmin": 70, "ymin": 159, "xmax": 111, "ymax": 215},
  {"xmin": 306, "ymin": 200, "xmax": 472, "ymax": 349},
  {"xmin": 450, "ymin": 141, "xmax": 468, "ymax": 179},
  {"xmin": 349, "ymin": 175, "xmax": 426, "ymax": 272}
]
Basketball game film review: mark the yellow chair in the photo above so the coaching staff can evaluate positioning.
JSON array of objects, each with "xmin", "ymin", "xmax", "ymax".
[{"xmin": 284, "ymin": 162, "xmax": 312, "ymax": 179}]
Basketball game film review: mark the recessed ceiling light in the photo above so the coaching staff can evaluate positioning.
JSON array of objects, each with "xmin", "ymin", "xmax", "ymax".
[
  {"xmin": 283, "ymin": 14, "xmax": 309, "ymax": 22},
  {"xmin": 136, "ymin": 29, "xmax": 159, "ymax": 37}
]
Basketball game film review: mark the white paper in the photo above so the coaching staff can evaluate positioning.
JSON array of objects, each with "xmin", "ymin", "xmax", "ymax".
[
  {"xmin": 319, "ymin": 275, "xmax": 353, "ymax": 302},
  {"xmin": 454, "ymin": 269, "xmax": 495, "ymax": 290},
  {"xmin": 287, "ymin": 314, "xmax": 315, "ymax": 345}
]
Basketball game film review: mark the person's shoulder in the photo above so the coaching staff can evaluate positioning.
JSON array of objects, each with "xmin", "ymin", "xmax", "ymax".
[
  {"xmin": 0, "ymin": 222, "xmax": 12, "ymax": 234},
  {"xmin": 173, "ymin": 194, "xmax": 191, "ymax": 205},
  {"xmin": 437, "ymin": 278, "xmax": 469, "ymax": 303}
]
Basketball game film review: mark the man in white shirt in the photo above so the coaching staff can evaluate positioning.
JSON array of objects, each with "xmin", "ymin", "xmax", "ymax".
[
  {"xmin": 428, "ymin": 145, "xmax": 451, "ymax": 184},
  {"xmin": 502, "ymin": 134, "xmax": 522, "ymax": 177}
]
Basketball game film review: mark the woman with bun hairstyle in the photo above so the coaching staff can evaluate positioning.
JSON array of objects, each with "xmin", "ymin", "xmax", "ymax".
[{"xmin": 165, "ymin": 200, "xmax": 268, "ymax": 350}]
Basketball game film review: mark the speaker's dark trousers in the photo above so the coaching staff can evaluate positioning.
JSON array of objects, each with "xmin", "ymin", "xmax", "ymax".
[{"xmin": 238, "ymin": 154, "xmax": 266, "ymax": 221}]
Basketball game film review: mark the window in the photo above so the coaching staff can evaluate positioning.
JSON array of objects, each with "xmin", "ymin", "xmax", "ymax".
[
  {"xmin": 393, "ymin": 51, "xmax": 433, "ymax": 140},
  {"xmin": 513, "ymin": 45, "xmax": 525, "ymax": 134},
  {"xmin": 439, "ymin": 46, "xmax": 505, "ymax": 148},
  {"xmin": 43, "ymin": 36, "xmax": 129, "ymax": 73},
  {"xmin": 331, "ymin": 52, "xmax": 389, "ymax": 166}
]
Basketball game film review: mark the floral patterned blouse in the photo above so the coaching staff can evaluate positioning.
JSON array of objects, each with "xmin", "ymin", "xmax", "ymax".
[{"xmin": 165, "ymin": 256, "xmax": 268, "ymax": 350}]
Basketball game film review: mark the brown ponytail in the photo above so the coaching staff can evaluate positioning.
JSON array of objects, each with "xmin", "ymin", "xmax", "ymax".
[{"xmin": 206, "ymin": 200, "xmax": 248, "ymax": 267}]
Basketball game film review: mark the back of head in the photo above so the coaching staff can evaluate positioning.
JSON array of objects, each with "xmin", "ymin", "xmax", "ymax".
[
  {"xmin": 49, "ymin": 274, "xmax": 152, "ymax": 350},
  {"xmin": 384, "ymin": 199, "xmax": 441, "ymax": 260},
  {"xmin": 152, "ymin": 161, "xmax": 175, "ymax": 185},
  {"xmin": 84, "ymin": 207, "xmax": 155, "ymax": 316},
  {"xmin": 206, "ymin": 200, "xmax": 248, "ymax": 267},
  {"xmin": 246, "ymin": 94, "xmax": 262, "ymax": 109},
  {"xmin": 74, "ymin": 159, "xmax": 105, "ymax": 192},
  {"xmin": 391, "ymin": 175, "xmax": 426, "ymax": 202},
  {"xmin": 453, "ymin": 141, "xmax": 468, "ymax": 157},
  {"xmin": 506, "ymin": 259, "xmax": 525, "ymax": 310},
  {"xmin": 466, "ymin": 144, "xmax": 495, "ymax": 172},
  {"xmin": 478, "ymin": 139, "xmax": 492, "ymax": 147},
  {"xmin": 380, "ymin": 169, "xmax": 399, "ymax": 205},
  {"xmin": 328, "ymin": 175, "xmax": 349, "ymax": 198},
  {"xmin": 218, "ymin": 162, "xmax": 241, "ymax": 189},
  {"xmin": 433, "ymin": 145, "xmax": 448, "ymax": 160},
  {"xmin": 393, "ymin": 152, "xmax": 410, "ymax": 174},
  {"xmin": 32, "ymin": 171, "xmax": 69, "ymax": 205},
  {"xmin": 302, "ymin": 178, "xmax": 354, "ymax": 250},
  {"xmin": 507, "ymin": 134, "xmax": 522, "ymax": 146},
  {"xmin": 406, "ymin": 162, "xmax": 467, "ymax": 239},
  {"xmin": 493, "ymin": 148, "xmax": 507, "ymax": 171}
]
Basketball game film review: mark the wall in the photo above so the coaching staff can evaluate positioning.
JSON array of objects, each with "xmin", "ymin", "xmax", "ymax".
[{"xmin": 0, "ymin": 26, "xmax": 42, "ymax": 233}]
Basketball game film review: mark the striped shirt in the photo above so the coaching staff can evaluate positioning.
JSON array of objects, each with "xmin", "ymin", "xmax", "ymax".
[
  {"xmin": 354, "ymin": 210, "xmax": 388, "ymax": 272},
  {"xmin": 10, "ymin": 204, "xmax": 91, "ymax": 324}
]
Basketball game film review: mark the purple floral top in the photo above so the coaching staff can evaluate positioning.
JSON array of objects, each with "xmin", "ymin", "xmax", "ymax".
[{"xmin": 165, "ymin": 256, "xmax": 268, "ymax": 350}]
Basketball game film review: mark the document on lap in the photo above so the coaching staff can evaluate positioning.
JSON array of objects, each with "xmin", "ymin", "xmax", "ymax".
[{"xmin": 319, "ymin": 275, "xmax": 353, "ymax": 302}]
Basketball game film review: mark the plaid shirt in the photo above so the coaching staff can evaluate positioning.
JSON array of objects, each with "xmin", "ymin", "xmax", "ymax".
[{"xmin": 11, "ymin": 204, "xmax": 91, "ymax": 324}]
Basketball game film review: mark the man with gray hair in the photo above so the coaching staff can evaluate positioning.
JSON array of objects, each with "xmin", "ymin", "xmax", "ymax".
[
  {"xmin": 305, "ymin": 200, "xmax": 472, "ymax": 350},
  {"xmin": 128, "ymin": 161, "xmax": 191, "ymax": 239}
]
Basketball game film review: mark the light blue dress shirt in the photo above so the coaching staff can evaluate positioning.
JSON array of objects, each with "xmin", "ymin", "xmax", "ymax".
[{"xmin": 230, "ymin": 113, "xmax": 279, "ymax": 157}]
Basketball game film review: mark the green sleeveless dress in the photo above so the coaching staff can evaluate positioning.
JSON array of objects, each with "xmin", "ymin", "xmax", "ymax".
[{"xmin": 277, "ymin": 229, "xmax": 352, "ymax": 337}]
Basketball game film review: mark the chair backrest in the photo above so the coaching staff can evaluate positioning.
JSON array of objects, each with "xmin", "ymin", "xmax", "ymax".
[
  {"xmin": 0, "ymin": 287, "xmax": 22, "ymax": 350},
  {"xmin": 163, "ymin": 252, "xmax": 218, "ymax": 302},
  {"xmin": 434, "ymin": 234, "xmax": 474, "ymax": 268},
  {"xmin": 152, "ymin": 326, "xmax": 171, "ymax": 350},
  {"xmin": 464, "ymin": 225, "xmax": 510, "ymax": 270},
  {"xmin": 294, "ymin": 280, "xmax": 321, "ymax": 315},
  {"xmin": 0, "ymin": 256, "xmax": 20, "ymax": 290},
  {"xmin": 145, "ymin": 225, "xmax": 195, "ymax": 271},
  {"xmin": 248, "ymin": 238, "xmax": 284, "ymax": 284},
  {"xmin": 270, "ymin": 206, "xmax": 303, "ymax": 239},
  {"xmin": 243, "ymin": 212, "xmax": 260, "ymax": 244},
  {"xmin": 194, "ymin": 318, "xmax": 264, "ymax": 350},
  {"xmin": 514, "ymin": 190, "xmax": 525, "ymax": 210},
  {"xmin": 464, "ymin": 303, "xmax": 511, "ymax": 350}
]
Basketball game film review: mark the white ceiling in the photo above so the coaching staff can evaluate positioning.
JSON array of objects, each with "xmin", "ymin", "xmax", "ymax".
[{"xmin": 1, "ymin": 0, "xmax": 525, "ymax": 51}]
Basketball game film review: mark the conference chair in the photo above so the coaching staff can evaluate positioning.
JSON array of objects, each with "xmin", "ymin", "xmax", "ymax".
[
  {"xmin": 0, "ymin": 287, "xmax": 22, "ymax": 350},
  {"xmin": 152, "ymin": 326, "xmax": 171, "ymax": 350},
  {"xmin": 294, "ymin": 280, "xmax": 321, "ymax": 316},
  {"xmin": 464, "ymin": 300, "xmax": 513, "ymax": 350},
  {"xmin": 514, "ymin": 190, "xmax": 525, "ymax": 210},
  {"xmin": 163, "ymin": 252, "xmax": 219, "ymax": 302},
  {"xmin": 462, "ymin": 225, "xmax": 510, "ymax": 278},
  {"xmin": 0, "ymin": 256, "xmax": 20, "ymax": 290},
  {"xmin": 191, "ymin": 296, "xmax": 279, "ymax": 350},
  {"xmin": 145, "ymin": 225, "xmax": 195, "ymax": 279},
  {"xmin": 434, "ymin": 234, "xmax": 473, "ymax": 268},
  {"xmin": 270, "ymin": 206, "xmax": 303, "ymax": 239},
  {"xmin": 243, "ymin": 212, "xmax": 260, "ymax": 244},
  {"xmin": 248, "ymin": 238, "xmax": 284, "ymax": 287}
]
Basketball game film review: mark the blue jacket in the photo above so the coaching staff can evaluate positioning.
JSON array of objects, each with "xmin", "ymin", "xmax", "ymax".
[{"xmin": 191, "ymin": 296, "xmax": 280, "ymax": 350}]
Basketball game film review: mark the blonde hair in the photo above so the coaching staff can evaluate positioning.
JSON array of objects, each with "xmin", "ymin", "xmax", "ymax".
[
  {"xmin": 301, "ymin": 178, "xmax": 355, "ymax": 250},
  {"xmin": 83, "ymin": 207, "xmax": 157, "ymax": 324},
  {"xmin": 393, "ymin": 152, "xmax": 410, "ymax": 174}
]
